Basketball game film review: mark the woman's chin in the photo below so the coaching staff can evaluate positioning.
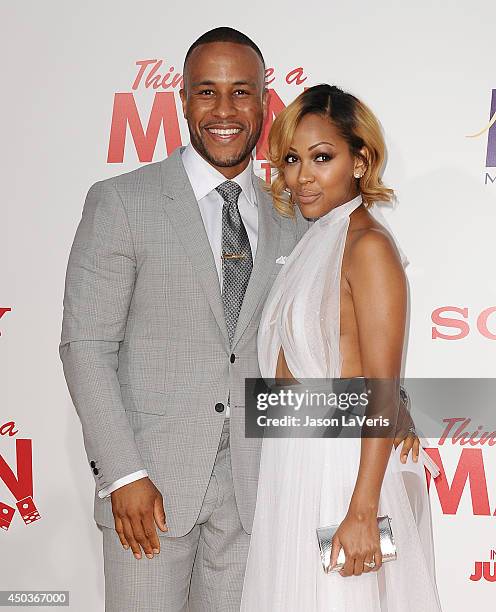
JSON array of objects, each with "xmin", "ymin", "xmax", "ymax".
[{"xmin": 298, "ymin": 203, "xmax": 329, "ymax": 220}]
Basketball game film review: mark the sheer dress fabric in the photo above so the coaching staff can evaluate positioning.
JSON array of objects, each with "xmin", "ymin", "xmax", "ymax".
[{"xmin": 240, "ymin": 196, "xmax": 442, "ymax": 611}]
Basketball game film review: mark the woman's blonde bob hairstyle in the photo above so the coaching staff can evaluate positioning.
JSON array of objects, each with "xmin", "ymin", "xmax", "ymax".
[{"xmin": 268, "ymin": 84, "xmax": 394, "ymax": 218}]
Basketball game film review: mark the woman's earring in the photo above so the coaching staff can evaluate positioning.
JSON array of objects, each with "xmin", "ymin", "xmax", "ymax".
[
  {"xmin": 285, "ymin": 188, "xmax": 295, "ymax": 206},
  {"xmin": 354, "ymin": 170, "xmax": 364, "ymax": 179}
]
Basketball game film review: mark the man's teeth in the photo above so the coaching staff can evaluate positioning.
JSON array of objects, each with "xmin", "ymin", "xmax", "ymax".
[{"xmin": 208, "ymin": 128, "xmax": 242, "ymax": 135}]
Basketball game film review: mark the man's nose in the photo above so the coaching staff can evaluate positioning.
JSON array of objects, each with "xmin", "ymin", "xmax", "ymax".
[{"xmin": 212, "ymin": 93, "xmax": 237, "ymax": 118}]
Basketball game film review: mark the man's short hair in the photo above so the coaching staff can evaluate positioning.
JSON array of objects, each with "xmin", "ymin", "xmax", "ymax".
[{"xmin": 183, "ymin": 27, "xmax": 265, "ymax": 73}]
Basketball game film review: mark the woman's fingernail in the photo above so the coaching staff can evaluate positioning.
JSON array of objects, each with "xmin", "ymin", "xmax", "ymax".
[
  {"xmin": 153, "ymin": 548, "xmax": 159, "ymax": 554},
  {"xmin": 123, "ymin": 544, "xmax": 129, "ymax": 550},
  {"xmin": 134, "ymin": 553, "xmax": 141, "ymax": 560}
]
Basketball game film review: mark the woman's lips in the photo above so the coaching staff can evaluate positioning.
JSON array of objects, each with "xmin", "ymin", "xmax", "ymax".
[{"xmin": 297, "ymin": 192, "xmax": 321, "ymax": 204}]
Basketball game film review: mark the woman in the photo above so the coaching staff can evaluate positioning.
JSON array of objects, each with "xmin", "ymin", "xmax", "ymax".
[{"xmin": 240, "ymin": 85, "xmax": 442, "ymax": 610}]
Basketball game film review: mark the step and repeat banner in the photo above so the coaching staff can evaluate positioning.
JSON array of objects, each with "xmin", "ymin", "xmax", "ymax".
[{"xmin": 2, "ymin": 1, "xmax": 495, "ymax": 610}]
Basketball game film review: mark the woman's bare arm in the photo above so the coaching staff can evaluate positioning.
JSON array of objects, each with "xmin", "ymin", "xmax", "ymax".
[
  {"xmin": 347, "ymin": 227, "xmax": 406, "ymax": 512},
  {"xmin": 330, "ymin": 225, "xmax": 407, "ymax": 576}
]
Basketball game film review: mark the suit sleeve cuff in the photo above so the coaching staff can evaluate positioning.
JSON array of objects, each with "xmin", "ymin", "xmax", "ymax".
[{"xmin": 97, "ymin": 469, "xmax": 149, "ymax": 499}]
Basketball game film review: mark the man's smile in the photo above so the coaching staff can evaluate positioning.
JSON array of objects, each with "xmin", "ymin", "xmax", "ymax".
[{"xmin": 204, "ymin": 126, "xmax": 244, "ymax": 143}]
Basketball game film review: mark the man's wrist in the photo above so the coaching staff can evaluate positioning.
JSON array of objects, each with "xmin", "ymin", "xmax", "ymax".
[{"xmin": 98, "ymin": 470, "xmax": 149, "ymax": 498}]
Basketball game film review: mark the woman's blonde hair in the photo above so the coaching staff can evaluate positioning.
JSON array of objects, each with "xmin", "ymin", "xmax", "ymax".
[{"xmin": 268, "ymin": 84, "xmax": 394, "ymax": 218}]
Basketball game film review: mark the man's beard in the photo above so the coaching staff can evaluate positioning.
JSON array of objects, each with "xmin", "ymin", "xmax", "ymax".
[{"xmin": 190, "ymin": 126, "xmax": 262, "ymax": 168}]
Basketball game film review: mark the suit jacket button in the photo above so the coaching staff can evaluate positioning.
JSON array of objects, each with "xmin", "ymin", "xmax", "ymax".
[
  {"xmin": 230, "ymin": 354, "xmax": 236, "ymax": 363},
  {"xmin": 215, "ymin": 403, "xmax": 225, "ymax": 413},
  {"xmin": 90, "ymin": 461, "xmax": 96, "ymax": 468},
  {"xmin": 93, "ymin": 468, "xmax": 99, "ymax": 475}
]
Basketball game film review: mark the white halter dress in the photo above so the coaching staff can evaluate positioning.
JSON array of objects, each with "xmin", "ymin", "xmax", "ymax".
[{"xmin": 240, "ymin": 195, "xmax": 443, "ymax": 611}]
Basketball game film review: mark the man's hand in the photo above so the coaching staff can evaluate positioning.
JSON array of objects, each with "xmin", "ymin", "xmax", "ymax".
[
  {"xmin": 111, "ymin": 477, "xmax": 168, "ymax": 560},
  {"xmin": 393, "ymin": 431, "xmax": 420, "ymax": 463},
  {"xmin": 393, "ymin": 390, "xmax": 420, "ymax": 463}
]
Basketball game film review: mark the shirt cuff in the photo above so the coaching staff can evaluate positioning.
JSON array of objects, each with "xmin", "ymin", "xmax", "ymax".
[{"xmin": 97, "ymin": 470, "xmax": 149, "ymax": 499}]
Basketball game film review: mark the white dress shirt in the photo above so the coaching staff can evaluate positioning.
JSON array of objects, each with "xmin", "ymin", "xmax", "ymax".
[
  {"xmin": 98, "ymin": 144, "xmax": 259, "ymax": 498},
  {"xmin": 182, "ymin": 143, "xmax": 259, "ymax": 286}
]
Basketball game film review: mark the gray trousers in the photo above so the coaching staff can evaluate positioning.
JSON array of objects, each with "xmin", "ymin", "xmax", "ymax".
[{"xmin": 102, "ymin": 419, "xmax": 250, "ymax": 611}]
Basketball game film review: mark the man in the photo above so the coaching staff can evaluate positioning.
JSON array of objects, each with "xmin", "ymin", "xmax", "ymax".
[{"xmin": 60, "ymin": 27, "xmax": 419, "ymax": 611}]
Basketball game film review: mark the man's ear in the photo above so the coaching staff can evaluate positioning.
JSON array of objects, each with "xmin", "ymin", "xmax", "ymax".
[
  {"xmin": 262, "ymin": 87, "xmax": 269, "ymax": 122},
  {"xmin": 179, "ymin": 88, "xmax": 187, "ymax": 119}
]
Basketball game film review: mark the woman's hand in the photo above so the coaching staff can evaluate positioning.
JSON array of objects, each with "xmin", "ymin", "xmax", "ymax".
[{"xmin": 329, "ymin": 509, "xmax": 382, "ymax": 577}]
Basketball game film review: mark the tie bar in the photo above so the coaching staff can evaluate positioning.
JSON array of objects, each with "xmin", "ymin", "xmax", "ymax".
[{"xmin": 222, "ymin": 253, "xmax": 247, "ymax": 260}]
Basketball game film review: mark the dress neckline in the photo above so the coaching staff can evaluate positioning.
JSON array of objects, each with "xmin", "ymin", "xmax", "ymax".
[{"xmin": 314, "ymin": 193, "xmax": 363, "ymax": 227}]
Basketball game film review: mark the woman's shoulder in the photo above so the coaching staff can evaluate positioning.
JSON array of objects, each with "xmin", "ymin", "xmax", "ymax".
[{"xmin": 345, "ymin": 208, "xmax": 404, "ymax": 275}]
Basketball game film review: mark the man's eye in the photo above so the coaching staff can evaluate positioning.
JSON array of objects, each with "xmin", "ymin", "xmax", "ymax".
[
  {"xmin": 315, "ymin": 153, "xmax": 332, "ymax": 162},
  {"xmin": 234, "ymin": 89, "xmax": 249, "ymax": 95},
  {"xmin": 284, "ymin": 154, "xmax": 298, "ymax": 164},
  {"xmin": 198, "ymin": 89, "xmax": 214, "ymax": 95}
]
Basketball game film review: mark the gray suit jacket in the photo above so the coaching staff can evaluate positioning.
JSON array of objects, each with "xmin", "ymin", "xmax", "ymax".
[{"xmin": 60, "ymin": 147, "xmax": 310, "ymax": 537}]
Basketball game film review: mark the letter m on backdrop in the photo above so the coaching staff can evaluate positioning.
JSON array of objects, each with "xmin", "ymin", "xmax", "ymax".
[
  {"xmin": 107, "ymin": 92, "xmax": 182, "ymax": 163},
  {"xmin": 424, "ymin": 448, "xmax": 492, "ymax": 515}
]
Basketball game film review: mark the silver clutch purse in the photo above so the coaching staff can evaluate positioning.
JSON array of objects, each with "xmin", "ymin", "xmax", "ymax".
[{"xmin": 316, "ymin": 515, "xmax": 397, "ymax": 573}]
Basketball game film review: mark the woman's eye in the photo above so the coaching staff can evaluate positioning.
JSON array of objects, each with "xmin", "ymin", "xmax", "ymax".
[
  {"xmin": 285, "ymin": 154, "xmax": 298, "ymax": 164},
  {"xmin": 315, "ymin": 153, "xmax": 332, "ymax": 162}
]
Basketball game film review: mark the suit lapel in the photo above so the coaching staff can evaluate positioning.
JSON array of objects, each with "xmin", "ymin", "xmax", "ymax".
[
  {"xmin": 160, "ymin": 150, "xmax": 283, "ymax": 351},
  {"xmin": 232, "ymin": 178, "xmax": 281, "ymax": 349},
  {"xmin": 160, "ymin": 148, "xmax": 230, "ymax": 346}
]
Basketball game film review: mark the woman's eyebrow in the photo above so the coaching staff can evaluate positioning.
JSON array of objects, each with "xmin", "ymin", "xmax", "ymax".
[{"xmin": 308, "ymin": 141, "xmax": 335, "ymax": 150}]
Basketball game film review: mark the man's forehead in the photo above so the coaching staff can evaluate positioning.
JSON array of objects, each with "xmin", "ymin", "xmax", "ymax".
[
  {"xmin": 188, "ymin": 40, "xmax": 261, "ymax": 61},
  {"xmin": 189, "ymin": 76, "xmax": 260, "ymax": 87},
  {"xmin": 185, "ymin": 42, "xmax": 264, "ymax": 81}
]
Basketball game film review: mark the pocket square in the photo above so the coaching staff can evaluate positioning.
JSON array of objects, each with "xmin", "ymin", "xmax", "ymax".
[{"xmin": 276, "ymin": 256, "xmax": 287, "ymax": 265}]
